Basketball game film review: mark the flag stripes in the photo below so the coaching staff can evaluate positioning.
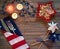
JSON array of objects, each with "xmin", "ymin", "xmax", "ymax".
[
  {"xmin": 1, "ymin": 30, "xmax": 30, "ymax": 49},
  {"xmin": 0, "ymin": 17, "xmax": 30, "ymax": 49}
]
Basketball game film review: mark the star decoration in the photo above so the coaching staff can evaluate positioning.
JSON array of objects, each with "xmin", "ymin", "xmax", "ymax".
[
  {"xmin": 49, "ymin": 32, "xmax": 57, "ymax": 42},
  {"xmin": 20, "ymin": 0, "xmax": 37, "ymax": 17},
  {"xmin": 48, "ymin": 21, "xmax": 58, "ymax": 33},
  {"xmin": 37, "ymin": 2, "xmax": 56, "ymax": 22}
]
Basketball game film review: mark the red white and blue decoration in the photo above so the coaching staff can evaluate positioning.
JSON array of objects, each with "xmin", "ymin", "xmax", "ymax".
[
  {"xmin": 0, "ymin": 17, "xmax": 30, "ymax": 49},
  {"xmin": 0, "ymin": 0, "xmax": 60, "ymax": 49},
  {"xmin": 1, "ymin": 30, "xmax": 30, "ymax": 49},
  {"xmin": 37, "ymin": 2, "xmax": 56, "ymax": 22},
  {"xmin": 49, "ymin": 32, "xmax": 56, "ymax": 42},
  {"xmin": 48, "ymin": 21, "xmax": 59, "ymax": 42}
]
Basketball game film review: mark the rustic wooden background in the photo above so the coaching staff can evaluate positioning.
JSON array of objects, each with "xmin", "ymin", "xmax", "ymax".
[{"xmin": 0, "ymin": 0, "xmax": 60, "ymax": 49}]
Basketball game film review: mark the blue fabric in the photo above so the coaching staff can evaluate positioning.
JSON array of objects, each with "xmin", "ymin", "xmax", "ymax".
[
  {"xmin": 49, "ymin": 32, "xmax": 60, "ymax": 41},
  {"xmin": 49, "ymin": 33, "xmax": 56, "ymax": 42},
  {"xmin": 3, "ymin": 17, "xmax": 22, "ymax": 36},
  {"xmin": 56, "ymin": 34, "xmax": 60, "ymax": 41}
]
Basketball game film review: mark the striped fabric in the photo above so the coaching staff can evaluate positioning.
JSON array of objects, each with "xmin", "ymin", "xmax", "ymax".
[
  {"xmin": 0, "ymin": 17, "xmax": 30, "ymax": 49},
  {"xmin": 1, "ymin": 30, "xmax": 30, "ymax": 49}
]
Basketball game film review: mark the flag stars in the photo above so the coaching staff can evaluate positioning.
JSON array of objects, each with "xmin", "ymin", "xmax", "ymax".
[{"xmin": 53, "ymin": 34, "xmax": 56, "ymax": 37}]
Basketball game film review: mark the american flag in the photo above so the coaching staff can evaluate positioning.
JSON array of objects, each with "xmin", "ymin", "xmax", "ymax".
[
  {"xmin": 0, "ymin": 17, "xmax": 30, "ymax": 49},
  {"xmin": 1, "ymin": 30, "xmax": 30, "ymax": 49}
]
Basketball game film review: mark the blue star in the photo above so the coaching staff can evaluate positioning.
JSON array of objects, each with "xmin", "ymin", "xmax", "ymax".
[
  {"xmin": 25, "ymin": 2, "xmax": 30, "ymax": 6},
  {"xmin": 22, "ymin": 9, "xmax": 25, "ymax": 11},
  {"xmin": 20, "ymin": 13, "xmax": 25, "ymax": 17},
  {"xmin": 16, "ymin": 0, "xmax": 19, "ymax": 2},
  {"xmin": 31, "ymin": 13, "xmax": 35, "ymax": 17},
  {"xmin": 21, "ymin": 0, "xmax": 25, "ymax": 5},
  {"xmin": 49, "ymin": 33, "xmax": 56, "ymax": 42}
]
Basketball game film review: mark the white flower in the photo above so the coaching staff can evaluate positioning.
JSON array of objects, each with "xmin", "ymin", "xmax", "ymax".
[{"xmin": 48, "ymin": 21, "xmax": 58, "ymax": 33}]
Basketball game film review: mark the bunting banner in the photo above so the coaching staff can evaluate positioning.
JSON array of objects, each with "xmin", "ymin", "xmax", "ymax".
[
  {"xmin": 0, "ymin": 17, "xmax": 30, "ymax": 49},
  {"xmin": 37, "ymin": 2, "xmax": 56, "ymax": 22}
]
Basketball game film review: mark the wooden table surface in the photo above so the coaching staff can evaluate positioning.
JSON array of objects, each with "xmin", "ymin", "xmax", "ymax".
[{"xmin": 0, "ymin": 0, "xmax": 60, "ymax": 49}]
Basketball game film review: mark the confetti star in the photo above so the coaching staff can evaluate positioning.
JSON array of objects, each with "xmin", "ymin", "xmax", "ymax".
[
  {"xmin": 48, "ymin": 21, "xmax": 58, "ymax": 33},
  {"xmin": 20, "ymin": 0, "xmax": 36, "ymax": 17},
  {"xmin": 37, "ymin": 2, "xmax": 56, "ymax": 22}
]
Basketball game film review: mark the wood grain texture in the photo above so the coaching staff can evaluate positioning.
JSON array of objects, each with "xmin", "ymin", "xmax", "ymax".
[{"xmin": 0, "ymin": 0, "xmax": 60, "ymax": 49}]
